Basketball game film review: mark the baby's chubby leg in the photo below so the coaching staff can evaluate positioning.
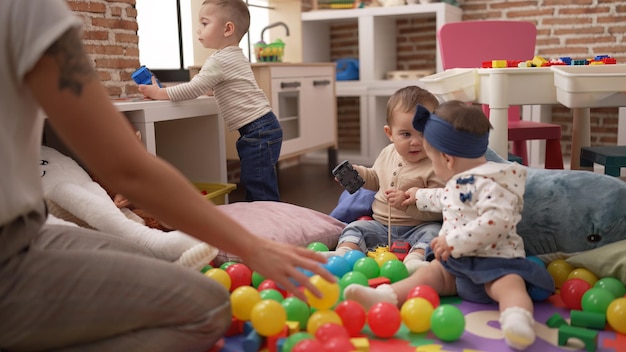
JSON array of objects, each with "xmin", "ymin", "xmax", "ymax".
[
  {"xmin": 321, "ymin": 219, "xmax": 383, "ymax": 258},
  {"xmin": 344, "ymin": 260, "xmax": 455, "ymax": 310}
]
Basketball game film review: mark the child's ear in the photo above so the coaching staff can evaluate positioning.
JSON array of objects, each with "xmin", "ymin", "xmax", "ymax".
[
  {"xmin": 224, "ymin": 21, "xmax": 235, "ymax": 37},
  {"xmin": 442, "ymin": 152, "xmax": 455, "ymax": 169},
  {"xmin": 384, "ymin": 125, "xmax": 393, "ymax": 141}
]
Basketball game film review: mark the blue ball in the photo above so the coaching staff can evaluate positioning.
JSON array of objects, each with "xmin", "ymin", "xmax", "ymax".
[
  {"xmin": 527, "ymin": 256, "xmax": 545, "ymax": 267},
  {"xmin": 343, "ymin": 250, "xmax": 366, "ymax": 269},
  {"xmin": 323, "ymin": 256, "xmax": 351, "ymax": 278}
]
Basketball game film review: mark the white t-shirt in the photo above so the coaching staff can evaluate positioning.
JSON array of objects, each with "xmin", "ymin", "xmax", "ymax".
[{"xmin": 0, "ymin": 0, "xmax": 82, "ymax": 225}]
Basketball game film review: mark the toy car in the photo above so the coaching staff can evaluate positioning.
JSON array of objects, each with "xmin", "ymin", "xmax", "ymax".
[
  {"xmin": 332, "ymin": 160, "xmax": 364, "ymax": 194},
  {"xmin": 390, "ymin": 241, "xmax": 411, "ymax": 261}
]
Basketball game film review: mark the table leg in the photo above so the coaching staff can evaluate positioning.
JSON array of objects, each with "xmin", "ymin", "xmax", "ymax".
[
  {"xmin": 488, "ymin": 72, "xmax": 509, "ymax": 159},
  {"xmin": 570, "ymin": 107, "xmax": 591, "ymax": 170}
]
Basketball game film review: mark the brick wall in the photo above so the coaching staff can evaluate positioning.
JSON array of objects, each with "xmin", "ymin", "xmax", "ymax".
[
  {"xmin": 67, "ymin": 0, "xmax": 140, "ymax": 98},
  {"xmin": 312, "ymin": 0, "xmax": 626, "ymax": 157}
]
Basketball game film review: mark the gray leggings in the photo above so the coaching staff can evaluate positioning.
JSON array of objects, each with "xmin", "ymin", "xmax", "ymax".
[{"xmin": 0, "ymin": 203, "xmax": 231, "ymax": 351}]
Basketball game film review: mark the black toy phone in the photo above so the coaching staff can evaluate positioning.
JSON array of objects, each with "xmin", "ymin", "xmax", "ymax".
[{"xmin": 332, "ymin": 160, "xmax": 364, "ymax": 194}]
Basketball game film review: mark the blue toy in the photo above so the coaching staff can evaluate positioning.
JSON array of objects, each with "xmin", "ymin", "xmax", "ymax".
[
  {"xmin": 336, "ymin": 58, "xmax": 359, "ymax": 81},
  {"xmin": 131, "ymin": 65, "xmax": 163, "ymax": 87}
]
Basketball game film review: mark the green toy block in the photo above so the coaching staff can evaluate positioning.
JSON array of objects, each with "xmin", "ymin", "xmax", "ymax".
[
  {"xmin": 570, "ymin": 310, "xmax": 606, "ymax": 330},
  {"xmin": 558, "ymin": 325, "xmax": 598, "ymax": 352},
  {"xmin": 546, "ymin": 313, "xmax": 568, "ymax": 328}
]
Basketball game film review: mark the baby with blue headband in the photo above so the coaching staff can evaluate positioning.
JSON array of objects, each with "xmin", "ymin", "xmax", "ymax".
[{"xmin": 345, "ymin": 100, "xmax": 555, "ymax": 351}]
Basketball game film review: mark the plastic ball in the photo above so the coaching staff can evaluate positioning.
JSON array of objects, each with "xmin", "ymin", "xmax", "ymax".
[
  {"xmin": 527, "ymin": 256, "xmax": 545, "ymax": 267},
  {"xmin": 324, "ymin": 256, "xmax": 352, "ymax": 278},
  {"xmin": 581, "ymin": 287, "xmax": 616, "ymax": 314},
  {"xmin": 379, "ymin": 259, "xmax": 409, "ymax": 283},
  {"xmin": 251, "ymin": 271, "xmax": 265, "ymax": 288},
  {"xmin": 219, "ymin": 261, "xmax": 237, "ymax": 270},
  {"xmin": 334, "ymin": 300, "xmax": 367, "ymax": 336},
  {"xmin": 307, "ymin": 310, "xmax": 343, "ymax": 335},
  {"xmin": 260, "ymin": 288, "xmax": 284, "ymax": 302},
  {"xmin": 343, "ymin": 250, "xmax": 366, "ymax": 269},
  {"xmin": 547, "ymin": 259, "xmax": 574, "ymax": 288},
  {"xmin": 200, "ymin": 264, "xmax": 213, "ymax": 273},
  {"xmin": 203, "ymin": 268, "xmax": 231, "ymax": 291},
  {"xmin": 304, "ymin": 275, "xmax": 340, "ymax": 310},
  {"xmin": 339, "ymin": 271, "xmax": 369, "ymax": 289},
  {"xmin": 401, "ymin": 297, "xmax": 434, "ymax": 333},
  {"xmin": 258, "ymin": 279, "xmax": 287, "ymax": 298},
  {"xmin": 528, "ymin": 285, "xmax": 553, "ymax": 302},
  {"xmin": 374, "ymin": 251, "xmax": 398, "ymax": 267},
  {"xmin": 567, "ymin": 268, "xmax": 599, "ymax": 287},
  {"xmin": 250, "ymin": 299, "xmax": 287, "ymax": 336},
  {"xmin": 307, "ymin": 242, "xmax": 329, "ymax": 252},
  {"xmin": 230, "ymin": 285, "xmax": 262, "ymax": 320},
  {"xmin": 407, "ymin": 284, "xmax": 440, "ymax": 308},
  {"xmin": 594, "ymin": 277, "xmax": 626, "ymax": 298},
  {"xmin": 322, "ymin": 337, "xmax": 355, "ymax": 352},
  {"xmin": 225, "ymin": 263, "xmax": 253, "ymax": 291},
  {"xmin": 281, "ymin": 296, "xmax": 310, "ymax": 330},
  {"xmin": 430, "ymin": 304, "xmax": 465, "ymax": 342},
  {"xmin": 560, "ymin": 278, "xmax": 591, "ymax": 310},
  {"xmin": 314, "ymin": 322, "xmax": 350, "ymax": 342},
  {"xmin": 607, "ymin": 297, "xmax": 626, "ymax": 334},
  {"xmin": 282, "ymin": 332, "xmax": 314, "ymax": 352},
  {"xmin": 352, "ymin": 257, "xmax": 380, "ymax": 279},
  {"xmin": 367, "ymin": 302, "xmax": 402, "ymax": 338},
  {"xmin": 292, "ymin": 338, "xmax": 325, "ymax": 352}
]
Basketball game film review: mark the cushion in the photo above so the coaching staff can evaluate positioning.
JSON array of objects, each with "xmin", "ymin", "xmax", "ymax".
[
  {"xmin": 214, "ymin": 201, "xmax": 346, "ymax": 265},
  {"xmin": 566, "ymin": 239, "xmax": 626, "ymax": 283}
]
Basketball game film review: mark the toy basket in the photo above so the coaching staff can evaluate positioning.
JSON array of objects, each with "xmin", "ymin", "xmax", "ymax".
[
  {"xmin": 194, "ymin": 183, "xmax": 237, "ymax": 205},
  {"xmin": 255, "ymin": 39, "xmax": 285, "ymax": 63},
  {"xmin": 317, "ymin": 0, "xmax": 356, "ymax": 9}
]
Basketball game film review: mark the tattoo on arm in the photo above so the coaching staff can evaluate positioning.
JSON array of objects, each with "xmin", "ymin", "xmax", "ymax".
[{"xmin": 44, "ymin": 27, "xmax": 96, "ymax": 97}]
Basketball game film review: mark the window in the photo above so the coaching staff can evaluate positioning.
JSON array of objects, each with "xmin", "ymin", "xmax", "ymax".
[{"xmin": 136, "ymin": 0, "xmax": 269, "ymax": 81}]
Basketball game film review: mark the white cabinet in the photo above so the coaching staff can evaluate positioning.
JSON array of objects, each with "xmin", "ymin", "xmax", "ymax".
[
  {"xmin": 226, "ymin": 63, "xmax": 338, "ymax": 168},
  {"xmin": 301, "ymin": 3, "xmax": 462, "ymax": 165}
]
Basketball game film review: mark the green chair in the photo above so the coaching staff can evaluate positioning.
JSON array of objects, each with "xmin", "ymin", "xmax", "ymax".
[{"xmin": 580, "ymin": 146, "xmax": 626, "ymax": 177}]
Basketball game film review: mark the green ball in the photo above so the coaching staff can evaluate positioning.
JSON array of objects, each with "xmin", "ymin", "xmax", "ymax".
[
  {"xmin": 260, "ymin": 288, "xmax": 284, "ymax": 302},
  {"xmin": 340, "ymin": 271, "xmax": 370, "ymax": 289},
  {"xmin": 200, "ymin": 264, "xmax": 213, "ymax": 273},
  {"xmin": 430, "ymin": 304, "xmax": 465, "ymax": 342},
  {"xmin": 251, "ymin": 271, "xmax": 265, "ymax": 288},
  {"xmin": 594, "ymin": 277, "xmax": 626, "ymax": 298},
  {"xmin": 307, "ymin": 242, "xmax": 329, "ymax": 252},
  {"xmin": 581, "ymin": 287, "xmax": 616, "ymax": 314},
  {"xmin": 282, "ymin": 331, "xmax": 314, "ymax": 352},
  {"xmin": 219, "ymin": 261, "xmax": 236, "ymax": 270},
  {"xmin": 379, "ymin": 259, "xmax": 409, "ymax": 283},
  {"xmin": 281, "ymin": 297, "xmax": 310, "ymax": 331},
  {"xmin": 352, "ymin": 257, "xmax": 380, "ymax": 279}
]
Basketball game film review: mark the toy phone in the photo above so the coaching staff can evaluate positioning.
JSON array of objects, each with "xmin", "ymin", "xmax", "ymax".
[
  {"xmin": 332, "ymin": 160, "xmax": 365, "ymax": 194},
  {"xmin": 132, "ymin": 65, "xmax": 163, "ymax": 87}
]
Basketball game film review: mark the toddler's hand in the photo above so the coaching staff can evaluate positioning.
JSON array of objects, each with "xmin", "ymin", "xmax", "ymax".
[
  {"xmin": 385, "ymin": 188, "xmax": 408, "ymax": 210},
  {"xmin": 431, "ymin": 236, "xmax": 451, "ymax": 261},
  {"xmin": 401, "ymin": 187, "xmax": 419, "ymax": 207},
  {"xmin": 137, "ymin": 75, "xmax": 166, "ymax": 100}
]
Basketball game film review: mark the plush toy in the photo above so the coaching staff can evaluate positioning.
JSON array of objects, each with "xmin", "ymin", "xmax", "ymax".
[
  {"xmin": 40, "ymin": 145, "xmax": 217, "ymax": 270},
  {"xmin": 330, "ymin": 148, "xmax": 626, "ymax": 260}
]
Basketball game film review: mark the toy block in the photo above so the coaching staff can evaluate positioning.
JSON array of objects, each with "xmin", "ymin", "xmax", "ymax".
[
  {"xmin": 492, "ymin": 60, "xmax": 507, "ymax": 68},
  {"xmin": 243, "ymin": 320, "xmax": 254, "ymax": 336},
  {"xmin": 368, "ymin": 277, "xmax": 391, "ymax": 288},
  {"xmin": 350, "ymin": 337, "xmax": 370, "ymax": 351},
  {"xmin": 558, "ymin": 325, "xmax": 598, "ymax": 352},
  {"xmin": 570, "ymin": 310, "xmax": 606, "ymax": 330},
  {"xmin": 286, "ymin": 320, "xmax": 300, "ymax": 335},
  {"xmin": 532, "ymin": 56, "xmax": 548, "ymax": 67},
  {"xmin": 266, "ymin": 325, "xmax": 288, "ymax": 352},
  {"xmin": 546, "ymin": 313, "xmax": 568, "ymax": 328},
  {"xmin": 242, "ymin": 329, "xmax": 264, "ymax": 352},
  {"xmin": 224, "ymin": 316, "xmax": 245, "ymax": 336}
]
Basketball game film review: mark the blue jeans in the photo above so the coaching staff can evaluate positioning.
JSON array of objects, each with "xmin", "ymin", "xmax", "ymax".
[
  {"xmin": 237, "ymin": 112, "xmax": 282, "ymax": 201},
  {"xmin": 337, "ymin": 219, "xmax": 442, "ymax": 254}
]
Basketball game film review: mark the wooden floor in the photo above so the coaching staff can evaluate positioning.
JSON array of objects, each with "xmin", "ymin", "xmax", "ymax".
[{"xmin": 228, "ymin": 162, "xmax": 345, "ymax": 214}]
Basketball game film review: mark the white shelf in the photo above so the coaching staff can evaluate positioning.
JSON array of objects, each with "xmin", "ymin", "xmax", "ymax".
[{"xmin": 302, "ymin": 3, "xmax": 461, "ymax": 22}]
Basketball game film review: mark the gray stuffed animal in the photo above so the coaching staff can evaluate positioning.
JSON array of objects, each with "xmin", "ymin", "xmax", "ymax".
[{"xmin": 330, "ymin": 149, "xmax": 626, "ymax": 260}]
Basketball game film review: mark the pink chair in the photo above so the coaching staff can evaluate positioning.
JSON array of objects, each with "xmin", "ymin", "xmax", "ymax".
[{"xmin": 437, "ymin": 20, "xmax": 564, "ymax": 169}]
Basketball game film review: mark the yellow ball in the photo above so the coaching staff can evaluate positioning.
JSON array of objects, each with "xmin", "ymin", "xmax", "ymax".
[
  {"xmin": 204, "ymin": 268, "xmax": 231, "ymax": 291},
  {"xmin": 250, "ymin": 299, "xmax": 287, "ymax": 336},
  {"xmin": 375, "ymin": 251, "xmax": 398, "ymax": 267},
  {"xmin": 401, "ymin": 297, "xmax": 434, "ymax": 333},
  {"xmin": 304, "ymin": 275, "xmax": 339, "ymax": 310},
  {"xmin": 567, "ymin": 268, "xmax": 599, "ymax": 287},
  {"xmin": 230, "ymin": 286, "xmax": 261, "ymax": 321},
  {"xmin": 306, "ymin": 309, "xmax": 343, "ymax": 335},
  {"xmin": 547, "ymin": 259, "xmax": 574, "ymax": 288},
  {"xmin": 607, "ymin": 297, "xmax": 626, "ymax": 334}
]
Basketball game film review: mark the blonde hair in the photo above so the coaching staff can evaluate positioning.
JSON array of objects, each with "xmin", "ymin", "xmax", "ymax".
[
  {"xmin": 202, "ymin": 0, "xmax": 250, "ymax": 42},
  {"xmin": 386, "ymin": 86, "xmax": 440, "ymax": 125}
]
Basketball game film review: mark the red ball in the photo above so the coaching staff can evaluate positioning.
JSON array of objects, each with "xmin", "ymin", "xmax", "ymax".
[
  {"xmin": 258, "ymin": 279, "xmax": 288, "ymax": 298},
  {"xmin": 407, "ymin": 285, "xmax": 440, "ymax": 308},
  {"xmin": 224, "ymin": 263, "xmax": 252, "ymax": 291},
  {"xmin": 367, "ymin": 302, "xmax": 401, "ymax": 338},
  {"xmin": 315, "ymin": 323, "xmax": 350, "ymax": 342},
  {"xmin": 560, "ymin": 278, "xmax": 592, "ymax": 310},
  {"xmin": 323, "ymin": 337, "xmax": 355, "ymax": 352},
  {"xmin": 334, "ymin": 300, "xmax": 367, "ymax": 336},
  {"xmin": 357, "ymin": 216, "xmax": 373, "ymax": 221},
  {"xmin": 292, "ymin": 338, "xmax": 325, "ymax": 352}
]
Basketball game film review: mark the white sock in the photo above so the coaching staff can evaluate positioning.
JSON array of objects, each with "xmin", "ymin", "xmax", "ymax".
[
  {"xmin": 319, "ymin": 245, "xmax": 353, "ymax": 258},
  {"xmin": 403, "ymin": 251, "xmax": 429, "ymax": 274},
  {"xmin": 343, "ymin": 284, "xmax": 398, "ymax": 311},
  {"xmin": 499, "ymin": 307, "xmax": 536, "ymax": 350}
]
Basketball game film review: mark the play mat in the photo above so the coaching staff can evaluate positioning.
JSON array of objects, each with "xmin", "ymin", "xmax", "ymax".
[{"xmin": 219, "ymin": 294, "xmax": 624, "ymax": 352}]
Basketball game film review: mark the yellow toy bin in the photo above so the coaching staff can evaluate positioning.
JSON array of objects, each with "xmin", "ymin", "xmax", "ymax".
[{"xmin": 194, "ymin": 182, "xmax": 237, "ymax": 205}]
